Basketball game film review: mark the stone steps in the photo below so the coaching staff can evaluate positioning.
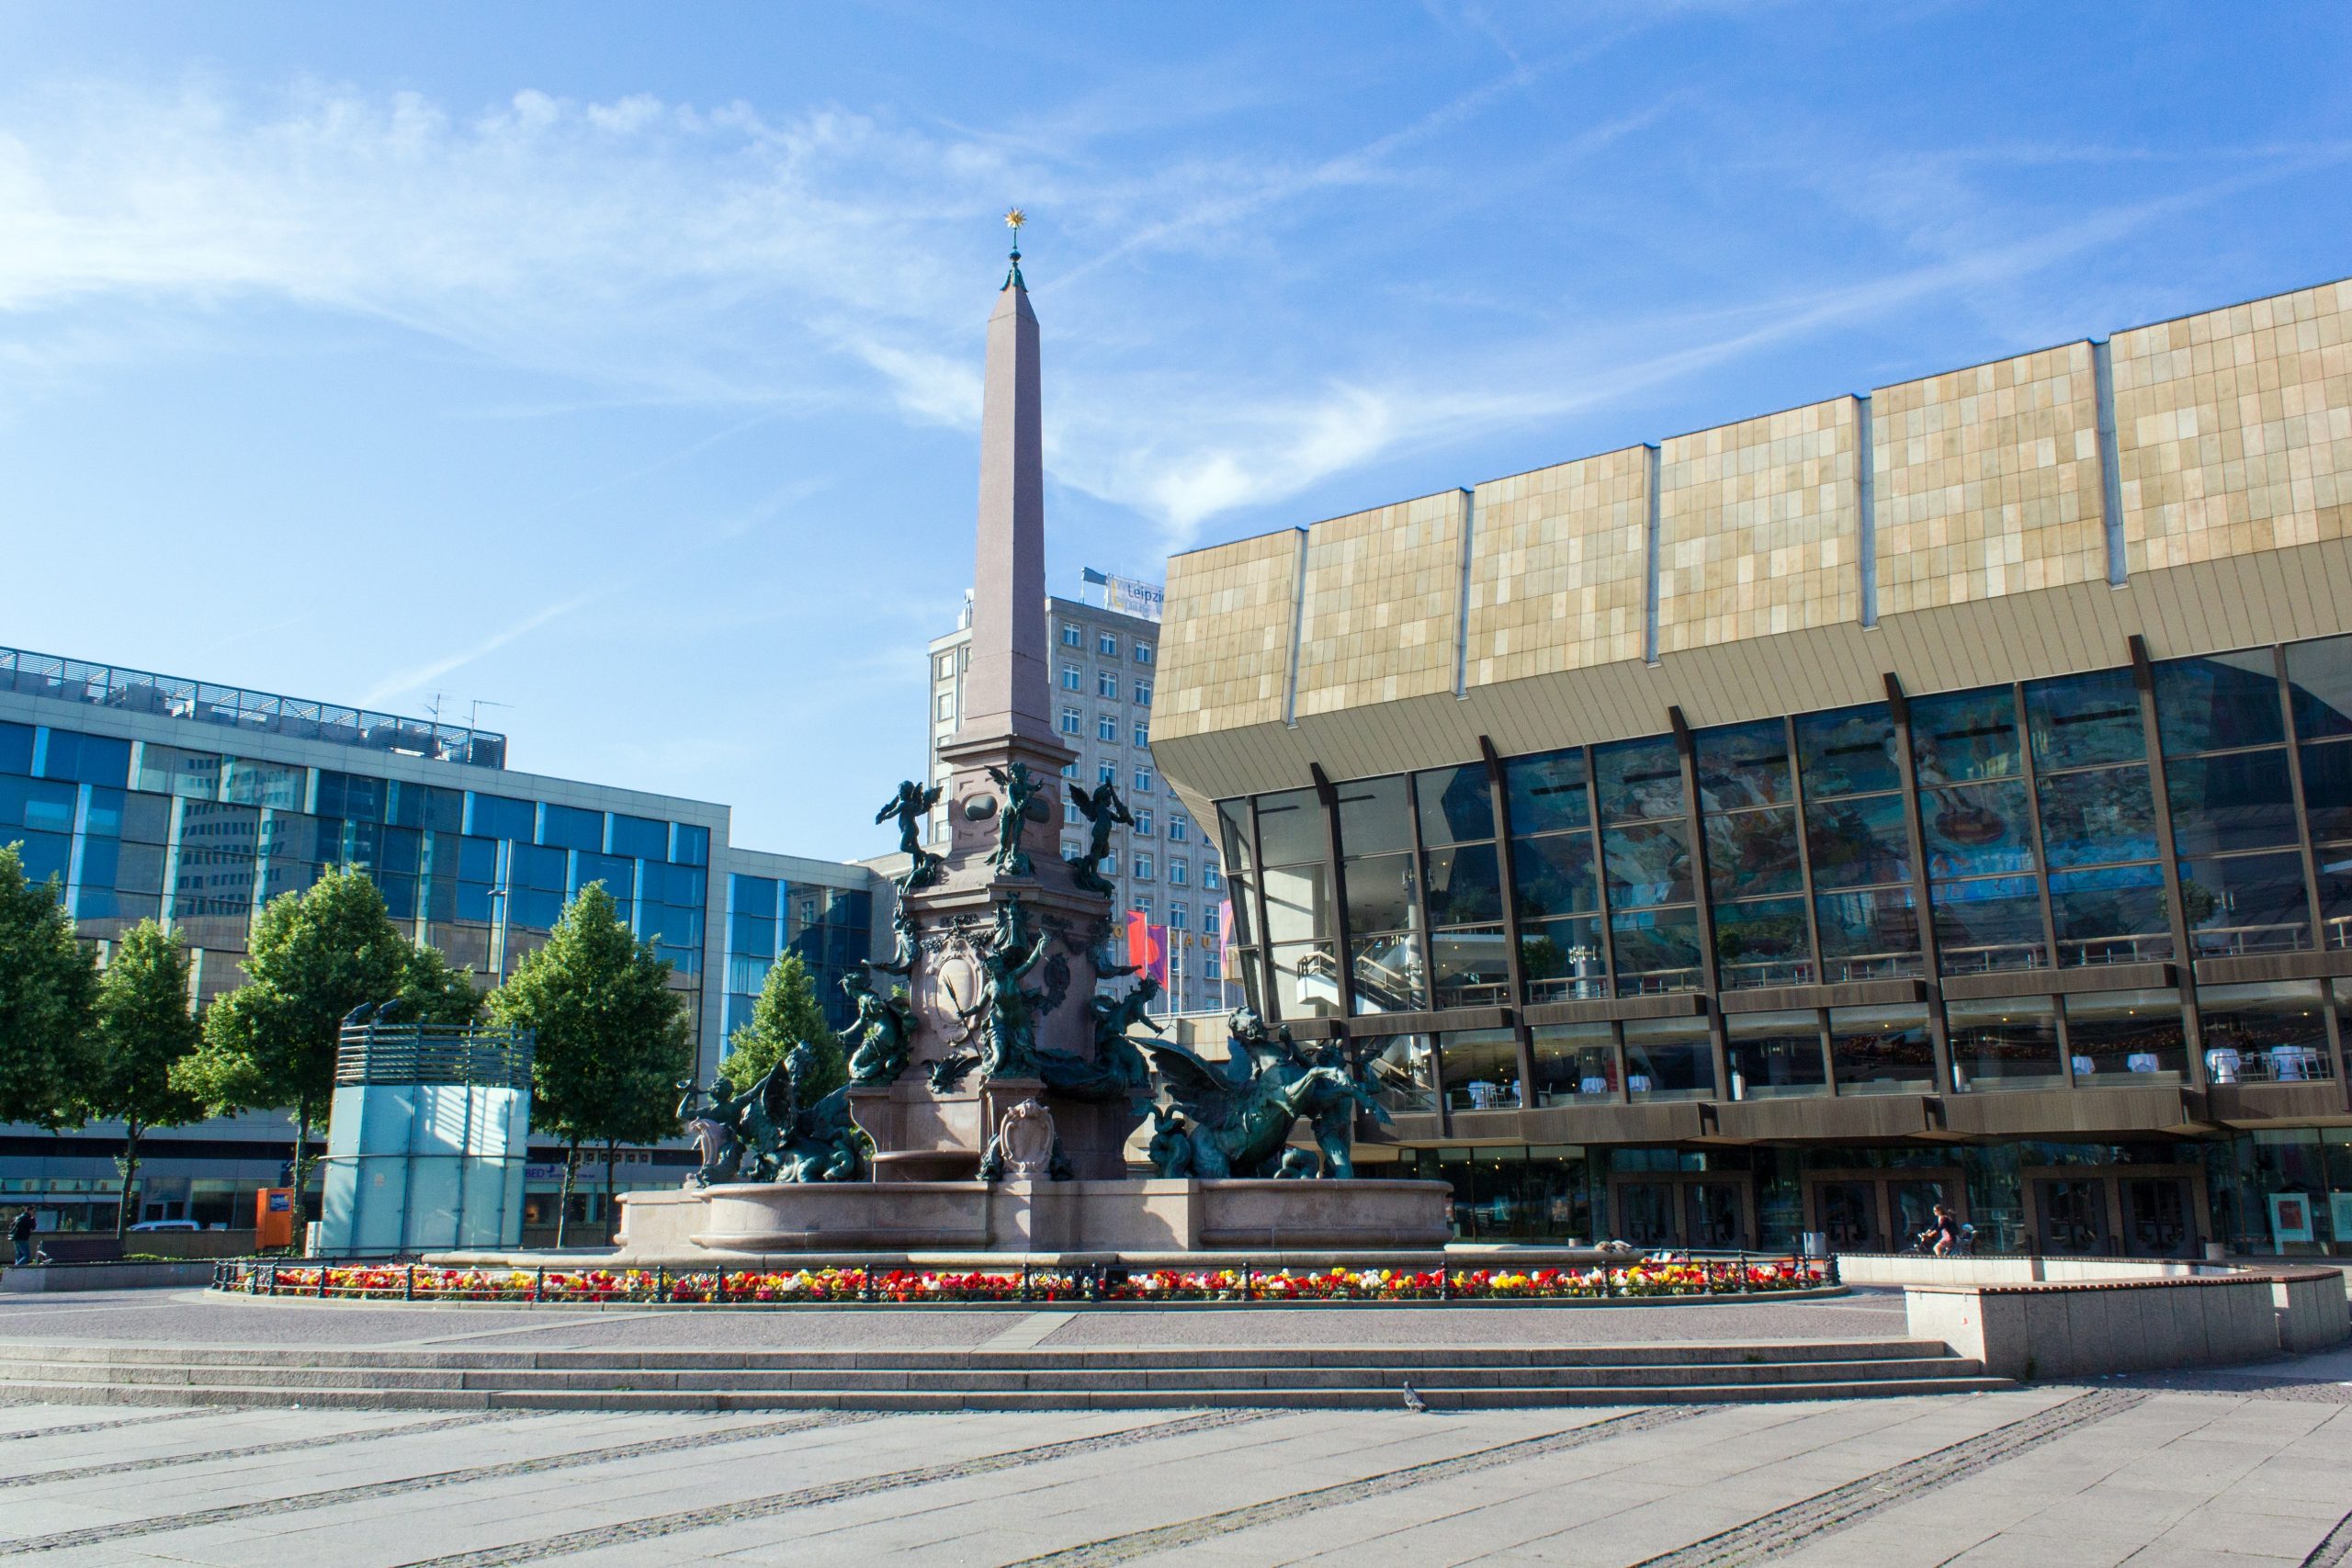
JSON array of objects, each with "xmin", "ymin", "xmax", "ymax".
[{"xmin": 0, "ymin": 1338, "xmax": 2008, "ymax": 1411}]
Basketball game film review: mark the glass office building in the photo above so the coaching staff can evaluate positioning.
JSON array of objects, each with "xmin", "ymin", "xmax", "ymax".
[
  {"xmin": 1156, "ymin": 276, "xmax": 2352, "ymax": 1258},
  {"xmin": 0, "ymin": 647, "xmax": 878, "ymax": 1235}
]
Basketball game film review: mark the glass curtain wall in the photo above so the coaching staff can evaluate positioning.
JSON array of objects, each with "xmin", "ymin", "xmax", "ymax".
[
  {"xmin": 1695, "ymin": 720, "xmax": 1811, "ymax": 987},
  {"xmin": 2157, "ymin": 650, "xmax": 2313, "ymax": 955},
  {"xmin": 1596, "ymin": 737, "xmax": 1700, "ymax": 995},
  {"xmin": 1505, "ymin": 749, "xmax": 1605, "ymax": 1001}
]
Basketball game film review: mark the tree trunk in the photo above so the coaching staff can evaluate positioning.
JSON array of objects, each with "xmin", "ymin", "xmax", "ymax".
[
  {"xmin": 555, "ymin": 1140, "xmax": 579, "ymax": 1248},
  {"xmin": 602, "ymin": 1139, "xmax": 618, "ymax": 1246},
  {"xmin": 115, "ymin": 1121, "xmax": 143, "ymax": 1242},
  {"xmin": 292, "ymin": 1097, "xmax": 313, "ymax": 1229}
]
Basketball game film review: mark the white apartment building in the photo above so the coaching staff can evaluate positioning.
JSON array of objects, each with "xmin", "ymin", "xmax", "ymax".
[{"xmin": 927, "ymin": 588, "xmax": 1231, "ymax": 1015}]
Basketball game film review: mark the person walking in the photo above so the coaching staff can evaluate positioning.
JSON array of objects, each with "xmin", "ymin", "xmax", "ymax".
[{"xmin": 10, "ymin": 1207, "xmax": 35, "ymax": 1268}]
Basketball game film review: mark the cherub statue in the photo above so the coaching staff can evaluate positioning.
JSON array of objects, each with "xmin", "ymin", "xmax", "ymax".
[
  {"xmin": 876, "ymin": 779, "xmax": 944, "ymax": 890},
  {"xmin": 842, "ymin": 970, "xmax": 918, "ymax": 1088},
  {"xmin": 1064, "ymin": 779, "xmax": 1133, "ymax": 895},
  {"xmin": 1087, "ymin": 917, "xmax": 1138, "ymax": 980},
  {"xmin": 984, "ymin": 761, "xmax": 1045, "ymax": 877},
  {"xmin": 975, "ymin": 895, "xmax": 1053, "ymax": 1077},
  {"xmin": 865, "ymin": 904, "xmax": 920, "ymax": 978}
]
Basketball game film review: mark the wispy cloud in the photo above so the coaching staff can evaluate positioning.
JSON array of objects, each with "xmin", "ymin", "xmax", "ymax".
[{"xmin": 361, "ymin": 587, "xmax": 605, "ymax": 707}]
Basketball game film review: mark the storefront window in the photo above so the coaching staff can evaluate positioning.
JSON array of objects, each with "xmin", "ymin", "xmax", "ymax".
[
  {"xmin": 1530, "ymin": 1023, "xmax": 1617, "ymax": 1105},
  {"xmin": 1440, "ymin": 1028, "xmax": 1521, "ymax": 1111},
  {"xmin": 2062, "ymin": 988, "xmax": 2187, "ymax": 1084},
  {"xmin": 1726, "ymin": 1010, "xmax": 1826, "ymax": 1100},
  {"xmin": 1830, "ymin": 1005, "xmax": 1933, "ymax": 1094},
  {"xmin": 2199, "ymin": 981, "xmax": 2333, "ymax": 1084},
  {"xmin": 1945, "ymin": 996, "xmax": 2062, "ymax": 1091},
  {"xmin": 2038, "ymin": 765, "xmax": 2158, "ymax": 867},
  {"xmin": 1623, "ymin": 1016, "xmax": 1713, "ymax": 1100}
]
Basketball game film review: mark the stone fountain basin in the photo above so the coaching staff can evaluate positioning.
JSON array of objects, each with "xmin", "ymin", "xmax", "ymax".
[{"xmin": 607, "ymin": 1178, "xmax": 1453, "ymax": 1260}]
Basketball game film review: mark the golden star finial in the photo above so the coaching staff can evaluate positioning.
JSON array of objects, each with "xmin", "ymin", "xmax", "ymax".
[{"xmin": 1004, "ymin": 207, "xmax": 1026, "ymax": 231}]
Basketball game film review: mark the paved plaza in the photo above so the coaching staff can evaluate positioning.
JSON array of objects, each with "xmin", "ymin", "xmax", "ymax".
[{"xmin": 2, "ymin": 1290, "xmax": 2348, "ymax": 1567}]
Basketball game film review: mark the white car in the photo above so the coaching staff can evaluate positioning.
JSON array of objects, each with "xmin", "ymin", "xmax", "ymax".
[{"xmin": 126, "ymin": 1219, "xmax": 201, "ymax": 1232}]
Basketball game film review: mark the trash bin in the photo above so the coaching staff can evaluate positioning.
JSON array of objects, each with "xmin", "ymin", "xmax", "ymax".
[{"xmin": 1801, "ymin": 1231, "xmax": 1829, "ymax": 1259}]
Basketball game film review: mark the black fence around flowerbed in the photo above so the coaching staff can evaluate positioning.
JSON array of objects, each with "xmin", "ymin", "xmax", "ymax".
[{"xmin": 210, "ymin": 1256, "xmax": 1838, "ymax": 1305}]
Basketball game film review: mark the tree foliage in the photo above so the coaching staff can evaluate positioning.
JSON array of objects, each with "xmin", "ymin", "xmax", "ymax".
[
  {"xmin": 487, "ymin": 882, "xmax": 690, "ymax": 1240},
  {"xmin": 719, "ymin": 951, "xmax": 845, "ymax": 1102},
  {"xmin": 174, "ymin": 867, "xmax": 481, "ymax": 1190},
  {"xmin": 80, "ymin": 920, "xmax": 204, "ymax": 1236},
  {"xmin": 0, "ymin": 842, "xmax": 98, "ymax": 1130}
]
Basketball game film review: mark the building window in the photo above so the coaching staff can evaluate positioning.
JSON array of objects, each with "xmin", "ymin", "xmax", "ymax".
[
  {"xmin": 1136, "ymin": 679, "xmax": 1154, "ymax": 705},
  {"xmin": 1134, "ymin": 809, "xmax": 1154, "ymax": 836},
  {"xmin": 1204, "ymin": 863, "xmax": 1222, "ymax": 891},
  {"xmin": 1170, "ymin": 901, "xmax": 1189, "ymax": 930},
  {"xmin": 1061, "ymin": 761, "xmax": 1079, "ymax": 779},
  {"xmin": 1060, "ymin": 664, "xmax": 1081, "ymax": 691},
  {"xmin": 1104, "ymin": 852, "xmax": 1119, "ymax": 875},
  {"xmin": 1099, "ymin": 762, "xmax": 1116, "ymax": 785},
  {"xmin": 1136, "ymin": 895, "xmax": 1153, "ymax": 917},
  {"xmin": 935, "ymin": 694, "xmax": 954, "ymax": 721},
  {"xmin": 1204, "ymin": 904, "xmax": 1221, "ymax": 935},
  {"xmin": 1059, "ymin": 708, "xmax": 1081, "ymax": 736},
  {"xmin": 1169, "ymin": 816, "xmax": 1188, "ymax": 842},
  {"xmin": 1135, "ymin": 644, "xmax": 1155, "ymax": 665},
  {"xmin": 1062, "ymin": 838, "xmax": 1081, "ymax": 858},
  {"xmin": 1135, "ymin": 855, "xmax": 1154, "ymax": 880},
  {"xmin": 1133, "ymin": 722, "xmax": 1150, "ymax": 748},
  {"xmin": 1097, "ymin": 714, "xmax": 1117, "ymax": 742},
  {"xmin": 1135, "ymin": 768, "xmax": 1154, "ymax": 793},
  {"xmin": 1170, "ymin": 859, "xmax": 1188, "ymax": 886},
  {"xmin": 1096, "ymin": 670, "xmax": 1117, "ymax": 698},
  {"xmin": 1099, "ymin": 632, "xmax": 1118, "ymax": 656},
  {"xmin": 1205, "ymin": 954, "xmax": 1222, "ymax": 981},
  {"xmin": 1061, "ymin": 624, "xmax": 1082, "ymax": 648}
]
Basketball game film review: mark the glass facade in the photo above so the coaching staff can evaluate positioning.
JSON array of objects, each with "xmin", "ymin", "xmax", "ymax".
[
  {"xmin": 720, "ymin": 872, "xmax": 875, "ymax": 1043},
  {"xmin": 1216, "ymin": 629, "xmax": 2352, "ymax": 1128}
]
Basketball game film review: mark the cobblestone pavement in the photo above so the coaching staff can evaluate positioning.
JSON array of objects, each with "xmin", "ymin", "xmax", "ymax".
[
  {"xmin": 0, "ymin": 1287, "xmax": 1911, "ymax": 1350},
  {"xmin": 1, "ymin": 1382, "xmax": 2346, "ymax": 1567}
]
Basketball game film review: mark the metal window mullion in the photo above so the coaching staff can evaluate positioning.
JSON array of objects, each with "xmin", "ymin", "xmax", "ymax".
[
  {"xmin": 2129, "ymin": 636, "xmax": 2204, "ymax": 1087},
  {"xmin": 2015, "ymin": 681, "xmax": 2062, "ymax": 976},
  {"xmin": 1669, "ymin": 710, "xmax": 1731, "ymax": 1100},
  {"xmin": 1247, "ymin": 798, "xmax": 1279, "ymax": 1028},
  {"xmin": 1782, "ymin": 713, "xmax": 1826, "ymax": 985},
  {"xmin": 1481, "ymin": 739, "xmax": 1536, "ymax": 1108},
  {"xmin": 1884, "ymin": 674, "xmax": 1956, "ymax": 1098},
  {"xmin": 2275, "ymin": 646, "xmax": 2327, "ymax": 950},
  {"xmin": 1313, "ymin": 767, "xmax": 1353, "ymax": 1023}
]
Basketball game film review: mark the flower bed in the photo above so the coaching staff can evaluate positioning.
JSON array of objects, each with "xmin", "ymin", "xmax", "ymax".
[{"xmin": 212, "ymin": 1258, "xmax": 1831, "ymax": 1304}]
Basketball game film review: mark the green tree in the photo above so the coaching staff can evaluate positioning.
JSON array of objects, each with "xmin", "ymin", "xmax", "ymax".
[
  {"xmin": 488, "ymin": 882, "xmax": 690, "ymax": 1245},
  {"xmin": 79, "ymin": 920, "xmax": 203, "ymax": 1238},
  {"xmin": 0, "ymin": 842, "xmax": 98, "ymax": 1131},
  {"xmin": 719, "ymin": 951, "xmax": 846, "ymax": 1103},
  {"xmin": 175, "ymin": 867, "xmax": 481, "ymax": 1200}
]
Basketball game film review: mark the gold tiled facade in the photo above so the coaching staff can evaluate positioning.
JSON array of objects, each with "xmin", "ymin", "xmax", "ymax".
[
  {"xmin": 1656, "ymin": 399, "xmax": 1860, "ymax": 653},
  {"xmin": 1293, "ymin": 492, "xmax": 1467, "ymax": 716},
  {"xmin": 1464, "ymin": 447, "xmax": 1649, "ymax": 684},
  {"xmin": 1872, "ymin": 342, "xmax": 2109, "ymax": 614},
  {"xmin": 1154, "ymin": 527, "xmax": 1303, "ymax": 740},
  {"xmin": 2111, "ymin": 279, "xmax": 2352, "ymax": 572}
]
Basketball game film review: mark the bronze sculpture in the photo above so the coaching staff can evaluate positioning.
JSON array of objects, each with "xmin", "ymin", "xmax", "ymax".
[
  {"xmin": 972, "ymin": 895, "xmax": 1052, "ymax": 1078},
  {"xmin": 1064, "ymin": 779, "xmax": 1132, "ymax": 895},
  {"xmin": 1136, "ymin": 1008, "xmax": 1388, "ymax": 1179},
  {"xmin": 674, "ymin": 1044, "xmax": 868, "ymax": 1186},
  {"xmin": 841, "ymin": 970, "xmax": 917, "ymax": 1088},
  {"xmin": 876, "ymin": 779, "xmax": 945, "ymax": 890},
  {"xmin": 984, "ymin": 761, "xmax": 1045, "ymax": 877}
]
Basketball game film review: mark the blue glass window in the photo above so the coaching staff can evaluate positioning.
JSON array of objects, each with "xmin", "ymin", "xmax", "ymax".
[
  {"xmin": 540, "ymin": 804, "xmax": 604, "ymax": 852},
  {"xmin": 647, "ymin": 862, "xmax": 707, "ymax": 907},
  {"xmin": 457, "ymin": 835, "xmax": 499, "ymax": 883},
  {"xmin": 379, "ymin": 827, "xmax": 421, "ymax": 877},
  {"xmin": 1704, "ymin": 808, "xmax": 1803, "ymax": 898},
  {"xmin": 2028, "ymin": 668, "xmax": 2145, "ymax": 769},
  {"xmin": 509, "ymin": 887, "xmax": 564, "ymax": 929},
  {"xmin": 1932, "ymin": 874, "xmax": 2045, "ymax": 973},
  {"xmin": 1519, "ymin": 918, "xmax": 1605, "ymax": 1000},
  {"xmin": 575, "ymin": 852, "xmax": 633, "ymax": 897},
  {"xmin": 1919, "ymin": 781, "xmax": 2035, "ymax": 877},
  {"xmin": 76, "ymin": 836, "xmax": 119, "ymax": 890},
  {"xmin": 388, "ymin": 783, "xmax": 463, "ymax": 833},
  {"xmin": 2038, "ymin": 765, "xmax": 2157, "ymax": 867},
  {"xmin": 10, "ymin": 829, "xmax": 71, "ymax": 885},
  {"xmin": 1814, "ymin": 886, "xmax": 1922, "ymax": 966},
  {"xmin": 609, "ymin": 814, "xmax": 668, "ymax": 860},
  {"xmin": 1511, "ymin": 831, "xmax": 1600, "ymax": 919},
  {"xmin": 2178, "ymin": 852, "xmax": 2311, "ymax": 953},
  {"xmin": 317, "ymin": 772, "xmax": 386, "ymax": 822},
  {"xmin": 1505, "ymin": 749, "xmax": 1589, "ymax": 835},
  {"xmin": 1422, "ymin": 841, "xmax": 1503, "ymax": 925},
  {"xmin": 2166, "ymin": 750, "xmax": 2299, "ymax": 855},
  {"xmin": 468, "ymin": 793, "xmax": 536, "ymax": 841},
  {"xmin": 1795, "ymin": 704, "xmax": 1900, "ymax": 796},
  {"xmin": 730, "ymin": 874, "xmax": 778, "ymax": 918},
  {"xmin": 1713, "ymin": 896, "xmax": 1810, "ymax": 987},
  {"xmin": 1601, "ymin": 820, "xmax": 1692, "ymax": 908},
  {"xmin": 512, "ymin": 843, "xmax": 567, "ymax": 891},
  {"xmin": 82, "ymin": 785, "xmax": 125, "ymax": 838},
  {"xmin": 2301, "ymin": 742, "xmax": 2352, "ymax": 843},
  {"xmin": 1911, "ymin": 687, "xmax": 2020, "ymax": 784},
  {"xmin": 2287, "ymin": 635, "xmax": 2352, "ymax": 740},
  {"xmin": 729, "ymin": 910, "xmax": 776, "ymax": 959},
  {"xmin": 119, "ymin": 792, "xmax": 171, "ymax": 845},
  {"xmin": 0, "ymin": 723, "xmax": 31, "ymax": 775},
  {"xmin": 0, "ymin": 775, "xmax": 78, "ymax": 834},
  {"xmin": 1694, "ymin": 719, "xmax": 1791, "ymax": 810},
  {"xmin": 1595, "ymin": 737, "xmax": 1683, "ymax": 822},
  {"xmin": 2155, "ymin": 650, "xmax": 2285, "ymax": 753},
  {"xmin": 1611, "ymin": 907, "xmax": 1703, "ymax": 987},
  {"xmin": 1414, "ymin": 764, "xmax": 1494, "ymax": 844},
  {"xmin": 1804, "ymin": 794, "xmax": 1910, "ymax": 888},
  {"xmin": 2049, "ymin": 864, "xmax": 2171, "ymax": 959},
  {"xmin": 39, "ymin": 731, "xmax": 130, "ymax": 788},
  {"xmin": 671, "ymin": 822, "xmax": 710, "ymax": 866}
]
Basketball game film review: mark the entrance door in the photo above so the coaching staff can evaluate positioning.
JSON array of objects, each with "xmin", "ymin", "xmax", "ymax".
[
  {"xmin": 1684, "ymin": 1183, "xmax": 1743, "ymax": 1247},
  {"xmin": 2120, "ymin": 1178, "xmax": 2195, "ymax": 1258},
  {"xmin": 1615, "ymin": 1182, "xmax": 1677, "ymax": 1247},
  {"xmin": 2037, "ymin": 1179, "xmax": 2111, "ymax": 1255},
  {"xmin": 1816, "ymin": 1181, "xmax": 1881, "ymax": 1250},
  {"xmin": 1888, "ymin": 1179, "xmax": 1956, "ymax": 1249}
]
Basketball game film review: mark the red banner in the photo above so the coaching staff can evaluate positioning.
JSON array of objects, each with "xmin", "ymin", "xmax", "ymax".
[{"xmin": 1125, "ymin": 910, "xmax": 1169, "ymax": 986}]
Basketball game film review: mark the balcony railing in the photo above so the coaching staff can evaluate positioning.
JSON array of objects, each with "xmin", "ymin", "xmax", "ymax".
[{"xmin": 0, "ymin": 646, "xmax": 507, "ymax": 769}]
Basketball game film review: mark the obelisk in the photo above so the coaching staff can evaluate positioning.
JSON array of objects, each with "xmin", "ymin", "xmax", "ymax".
[{"xmin": 853, "ymin": 214, "xmax": 1138, "ymax": 1187}]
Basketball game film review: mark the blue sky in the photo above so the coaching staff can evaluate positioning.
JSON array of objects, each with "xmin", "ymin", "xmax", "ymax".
[{"xmin": 3, "ymin": 2, "xmax": 2347, "ymax": 861}]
